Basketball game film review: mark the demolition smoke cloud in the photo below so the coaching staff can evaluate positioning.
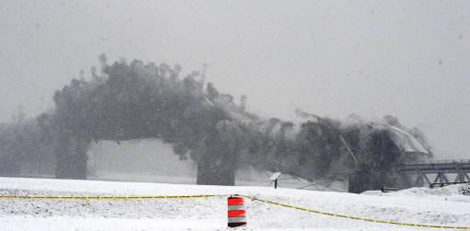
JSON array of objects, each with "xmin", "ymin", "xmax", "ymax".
[{"xmin": 0, "ymin": 56, "xmax": 433, "ymax": 190}]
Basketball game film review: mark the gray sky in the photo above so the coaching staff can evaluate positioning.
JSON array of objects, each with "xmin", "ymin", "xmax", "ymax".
[{"xmin": 0, "ymin": 0, "xmax": 469, "ymax": 159}]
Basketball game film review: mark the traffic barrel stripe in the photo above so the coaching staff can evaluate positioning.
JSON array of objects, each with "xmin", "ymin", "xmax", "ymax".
[
  {"xmin": 227, "ymin": 198, "xmax": 244, "ymax": 205},
  {"xmin": 228, "ymin": 216, "xmax": 247, "ymax": 224},
  {"xmin": 228, "ymin": 210, "xmax": 245, "ymax": 217},
  {"xmin": 228, "ymin": 205, "xmax": 244, "ymax": 210}
]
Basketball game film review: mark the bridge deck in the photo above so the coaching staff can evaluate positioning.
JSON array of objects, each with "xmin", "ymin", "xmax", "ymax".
[
  {"xmin": 398, "ymin": 160, "xmax": 470, "ymax": 188},
  {"xmin": 399, "ymin": 160, "xmax": 470, "ymax": 173}
]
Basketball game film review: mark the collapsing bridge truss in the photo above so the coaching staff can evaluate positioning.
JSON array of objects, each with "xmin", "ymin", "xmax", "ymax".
[{"xmin": 398, "ymin": 160, "xmax": 470, "ymax": 188}]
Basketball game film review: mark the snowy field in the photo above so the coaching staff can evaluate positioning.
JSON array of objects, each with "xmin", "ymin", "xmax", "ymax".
[{"xmin": 0, "ymin": 177, "xmax": 469, "ymax": 231}]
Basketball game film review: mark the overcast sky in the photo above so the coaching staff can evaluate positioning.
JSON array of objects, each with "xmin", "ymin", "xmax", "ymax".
[{"xmin": 0, "ymin": 0, "xmax": 469, "ymax": 159}]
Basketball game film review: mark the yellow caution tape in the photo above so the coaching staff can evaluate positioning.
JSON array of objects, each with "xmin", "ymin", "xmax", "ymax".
[
  {"xmin": 241, "ymin": 195, "xmax": 470, "ymax": 230},
  {"xmin": 0, "ymin": 194, "xmax": 221, "ymax": 200},
  {"xmin": 2, "ymin": 193, "xmax": 468, "ymax": 229}
]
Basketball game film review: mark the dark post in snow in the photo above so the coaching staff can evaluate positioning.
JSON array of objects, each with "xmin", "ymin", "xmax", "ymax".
[{"xmin": 270, "ymin": 172, "xmax": 283, "ymax": 189}]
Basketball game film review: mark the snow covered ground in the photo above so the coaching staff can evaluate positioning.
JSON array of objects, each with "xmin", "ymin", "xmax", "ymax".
[{"xmin": 0, "ymin": 177, "xmax": 469, "ymax": 231}]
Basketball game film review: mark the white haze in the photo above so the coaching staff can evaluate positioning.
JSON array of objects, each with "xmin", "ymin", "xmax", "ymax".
[{"xmin": 0, "ymin": 0, "xmax": 469, "ymax": 159}]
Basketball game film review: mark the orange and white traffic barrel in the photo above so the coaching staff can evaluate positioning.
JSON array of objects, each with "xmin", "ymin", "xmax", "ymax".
[{"xmin": 227, "ymin": 195, "xmax": 247, "ymax": 228}]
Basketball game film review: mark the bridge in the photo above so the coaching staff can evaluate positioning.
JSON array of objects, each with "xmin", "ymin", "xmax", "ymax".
[{"xmin": 398, "ymin": 159, "xmax": 470, "ymax": 188}]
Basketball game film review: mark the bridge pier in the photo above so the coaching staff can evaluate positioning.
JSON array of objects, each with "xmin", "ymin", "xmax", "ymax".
[{"xmin": 54, "ymin": 133, "xmax": 89, "ymax": 180}]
